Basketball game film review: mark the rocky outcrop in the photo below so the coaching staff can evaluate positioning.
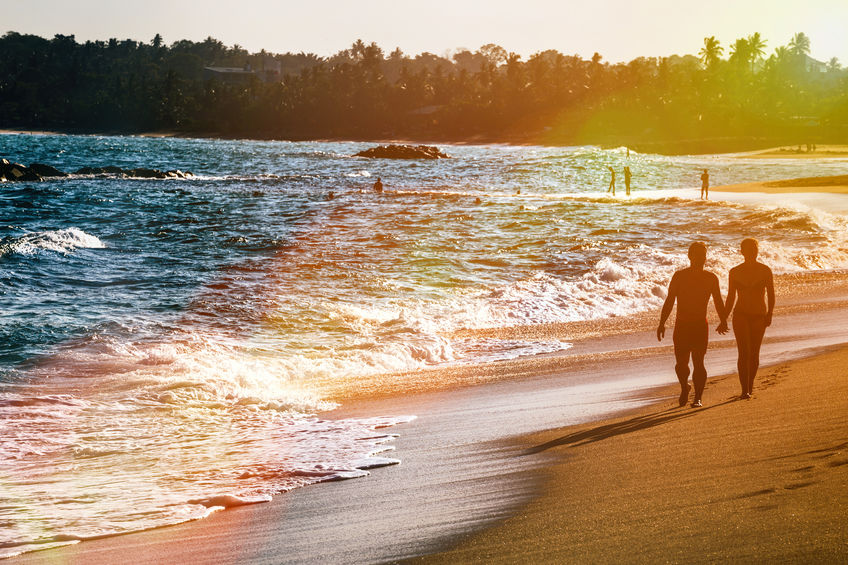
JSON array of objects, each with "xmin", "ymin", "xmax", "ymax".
[
  {"xmin": 75, "ymin": 166, "xmax": 192, "ymax": 179},
  {"xmin": 0, "ymin": 158, "xmax": 192, "ymax": 181},
  {"xmin": 1, "ymin": 159, "xmax": 42, "ymax": 181},
  {"xmin": 28, "ymin": 163, "xmax": 68, "ymax": 177},
  {"xmin": 353, "ymin": 144, "xmax": 450, "ymax": 159}
]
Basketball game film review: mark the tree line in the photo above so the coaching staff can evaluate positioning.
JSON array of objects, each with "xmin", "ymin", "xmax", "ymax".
[{"xmin": 0, "ymin": 31, "xmax": 845, "ymax": 151}]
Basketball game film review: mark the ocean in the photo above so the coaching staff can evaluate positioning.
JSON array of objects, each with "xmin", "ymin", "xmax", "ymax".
[{"xmin": 2, "ymin": 134, "xmax": 848, "ymax": 557}]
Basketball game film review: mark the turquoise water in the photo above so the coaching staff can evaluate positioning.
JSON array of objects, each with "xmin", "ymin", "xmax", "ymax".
[{"xmin": 2, "ymin": 133, "xmax": 848, "ymax": 556}]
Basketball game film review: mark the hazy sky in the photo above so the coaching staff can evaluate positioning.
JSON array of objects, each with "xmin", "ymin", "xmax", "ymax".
[{"xmin": 3, "ymin": 0, "xmax": 847, "ymax": 64}]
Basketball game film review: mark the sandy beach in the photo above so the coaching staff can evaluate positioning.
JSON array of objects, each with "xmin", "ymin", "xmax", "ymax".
[
  {"xmin": 735, "ymin": 145, "xmax": 848, "ymax": 160},
  {"xmin": 713, "ymin": 174, "xmax": 848, "ymax": 195},
  {"xmin": 421, "ymin": 345, "xmax": 848, "ymax": 564}
]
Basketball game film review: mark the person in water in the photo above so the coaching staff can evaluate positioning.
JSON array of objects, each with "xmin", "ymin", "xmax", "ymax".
[
  {"xmin": 624, "ymin": 166, "xmax": 632, "ymax": 196},
  {"xmin": 723, "ymin": 238, "xmax": 775, "ymax": 399},
  {"xmin": 658, "ymin": 242, "xmax": 728, "ymax": 407},
  {"xmin": 607, "ymin": 166, "xmax": 616, "ymax": 195},
  {"xmin": 700, "ymin": 169, "xmax": 710, "ymax": 200},
  {"xmin": 373, "ymin": 177, "xmax": 383, "ymax": 193}
]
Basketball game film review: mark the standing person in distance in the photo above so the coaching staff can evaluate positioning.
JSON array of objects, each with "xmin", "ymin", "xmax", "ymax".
[
  {"xmin": 624, "ymin": 166, "xmax": 632, "ymax": 196},
  {"xmin": 723, "ymin": 238, "xmax": 775, "ymax": 399},
  {"xmin": 700, "ymin": 169, "xmax": 710, "ymax": 200},
  {"xmin": 373, "ymin": 177, "xmax": 383, "ymax": 193},
  {"xmin": 607, "ymin": 166, "xmax": 616, "ymax": 195},
  {"xmin": 658, "ymin": 242, "xmax": 728, "ymax": 407}
]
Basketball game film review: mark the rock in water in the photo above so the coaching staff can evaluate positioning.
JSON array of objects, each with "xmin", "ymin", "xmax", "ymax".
[
  {"xmin": 28, "ymin": 163, "xmax": 68, "ymax": 177},
  {"xmin": 354, "ymin": 144, "xmax": 450, "ymax": 159}
]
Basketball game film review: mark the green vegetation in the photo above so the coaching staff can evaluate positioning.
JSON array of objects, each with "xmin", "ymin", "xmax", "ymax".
[{"xmin": 1, "ymin": 32, "xmax": 845, "ymax": 151}]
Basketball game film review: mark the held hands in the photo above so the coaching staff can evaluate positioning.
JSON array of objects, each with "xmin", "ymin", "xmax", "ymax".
[
  {"xmin": 656, "ymin": 324, "xmax": 665, "ymax": 341},
  {"xmin": 716, "ymin": 320, "xmax": 729, "ymax": 335}
]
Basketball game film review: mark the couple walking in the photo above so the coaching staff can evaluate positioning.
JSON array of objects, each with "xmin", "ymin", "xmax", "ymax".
[{"xmin": 657, "ymin": 239, "xmax": 775, "ymax": 407}]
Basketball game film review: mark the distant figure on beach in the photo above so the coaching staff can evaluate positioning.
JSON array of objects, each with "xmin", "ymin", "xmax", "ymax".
[
  {"xmin": 624, "ymin": 166, "xmax": 632, "ymax": 196},
  {"xmin": 607, "ymin": 166, "xmax": 616, "ymax": 195},
  {"xmin": 700, "ymin": 169, "xmax": 710, "ymax": 200},
  {"xmin": 626, "ymin": 147, "xmax": 630, "ymax": 159},
  {"xmin": 657, "ymin": 242, "xmax": 728, "ymax": 407},
  {"xmin": 373, "ymin": 177, "xmax": 383, "ymax": 193},
  {"xmin": 724, "ymin": 238, "xmax": 775, "ymax": 399}
]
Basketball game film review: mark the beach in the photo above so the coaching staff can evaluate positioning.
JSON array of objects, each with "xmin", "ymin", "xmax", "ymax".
[
  {"xmin": 735, "ymin": 145, "xmax": 848, "ymax": 160},
  {"xmin": 3, "ymin": 135, "xmax": 848, "ymax": 563},
  {"xmin": 712, "ymin": 173, "xmax": 848, "ymax": 195},
  {"xmin": 10, "ymin": 270, "xmax": 848, "ymax": 564},
  {"xmin": 422, "ymin": 345, "xmax": 848, "ymax": 563}
]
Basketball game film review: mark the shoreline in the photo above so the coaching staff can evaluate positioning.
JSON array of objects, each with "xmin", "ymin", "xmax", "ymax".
[
  {"xmin": 11, "ymin": 278, "xmax": 848, "ymax": 564},
  {"xmin": 4, "ymin": 129, "xmax": 846, "ymax": 157},
  {"xmin": 712, "ymin": 174, "xmax": 848, "ymax": 194}
]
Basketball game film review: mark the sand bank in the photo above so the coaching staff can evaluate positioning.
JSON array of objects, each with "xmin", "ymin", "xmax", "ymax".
[
  {"xmin": 713, "ymin": 174, "xmax": 848, "ymax": 195},
  {"xmin": 422, "ymin": 346, "xmax": 848, "ymax": 564},
  {"xmin": 735, "ymin": 145, "xmax": 848, "ymax": 160}
]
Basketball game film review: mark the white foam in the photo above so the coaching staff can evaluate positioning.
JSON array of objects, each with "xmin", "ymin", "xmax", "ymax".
[{"xmin": 0, "ymin": 227, "xmax": 104, "ymax": 257}]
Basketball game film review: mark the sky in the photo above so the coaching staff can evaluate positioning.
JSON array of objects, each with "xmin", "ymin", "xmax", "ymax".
[{"xmin": 3, "ymin": 0, "xmax": 847, "ymax": 64}]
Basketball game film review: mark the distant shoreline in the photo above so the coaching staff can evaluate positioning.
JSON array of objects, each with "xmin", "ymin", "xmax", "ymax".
[
  {"xmin": 3, "ymin": 128, "xmax": 843, "ymax": 157},
  {"xmin": 713, "ymin": 173, "xmax": 848, "ymax": 194}
]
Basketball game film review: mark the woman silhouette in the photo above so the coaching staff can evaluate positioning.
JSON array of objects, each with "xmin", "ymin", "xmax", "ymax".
[{"xmin": 722, "ymin": 239, "xmax": 775, "ymax": 399}]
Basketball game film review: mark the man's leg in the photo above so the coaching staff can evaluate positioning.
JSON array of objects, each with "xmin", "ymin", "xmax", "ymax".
[
  {"xmin": 673, "ymin": 337, "xmax": 692, "ymax": 406},
  {"xmin": 692, "ymin": 350, "xmax": 707, "ymax": 404}
]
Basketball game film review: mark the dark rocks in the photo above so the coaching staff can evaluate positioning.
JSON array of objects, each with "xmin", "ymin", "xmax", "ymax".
[
  {"xmin": 354, "ymin": 144, "xmax": 450, "ymax": 159},
  {"xmin": 28, "ymin": 163, "xmax": 68, "ymax": 177},
  {"xmin": 1, "ymin": 159, "xmax": 41, "ymax": 181},
  {"xmin": 74, "ymin": 166, "xmax": 193, "ymax": 179},
  {"xmin": 1, "ymin": 158, "xmax": 193, "ymax": 182}
]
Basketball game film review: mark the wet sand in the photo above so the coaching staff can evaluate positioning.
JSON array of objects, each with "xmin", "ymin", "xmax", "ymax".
[
  {"xmin": 713, "ymin": 174, "xmax": 848, "ymax": 194},
  {"xmin": 421, "ymin": 346, "xmax": 848, "ymax": 564}
]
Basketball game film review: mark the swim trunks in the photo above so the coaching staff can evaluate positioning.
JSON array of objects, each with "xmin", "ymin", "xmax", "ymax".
[{"xmin": 673, "ymin": 319, "xmax": 708, "ymax": 356}]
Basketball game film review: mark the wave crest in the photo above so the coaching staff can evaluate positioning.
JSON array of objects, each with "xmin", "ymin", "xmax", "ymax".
[{"xmin": 0, "ymin": 228, "xmax": 104, "ymax": 257}]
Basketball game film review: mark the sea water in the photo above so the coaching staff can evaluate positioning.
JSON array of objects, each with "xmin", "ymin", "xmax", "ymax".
[{"xmin": 2, "ymin": 134, "xmax": 848, "ymax": 556}]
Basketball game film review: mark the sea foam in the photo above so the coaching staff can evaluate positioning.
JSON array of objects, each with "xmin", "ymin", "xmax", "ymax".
[{"xmin": 0, "ymin": 227, "xmax": 104, "ymax": 257}]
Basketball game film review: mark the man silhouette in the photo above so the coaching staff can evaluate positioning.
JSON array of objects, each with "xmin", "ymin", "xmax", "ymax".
[
  {"xmin": 624, "ymin": 166, "xmax": 632, "ymax": 196},
  {"xmin": 607, "ymin": 166, "xmax": 616, "ymax": 195},
  {"xmin": 657, "ymin": 242, "xmax": 728, "ymax": 407},
  {"xmin": 700, "ymin": 169, "xmax": 710, "ymax": 200}
]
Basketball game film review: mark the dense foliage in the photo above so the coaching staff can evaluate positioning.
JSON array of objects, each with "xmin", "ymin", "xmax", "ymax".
[{"xmin": 1, "ymin": 32, "xmax": 845, "ymax": 150}]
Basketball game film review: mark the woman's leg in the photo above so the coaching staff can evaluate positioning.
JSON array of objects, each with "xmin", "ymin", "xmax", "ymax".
[
  {"xmin": 746, "ymin": 316, "xmax": 768, "ymax": 394},
  {"xmin": 732, "ymin": 314, "xmax": 751, "ymax": 395}
]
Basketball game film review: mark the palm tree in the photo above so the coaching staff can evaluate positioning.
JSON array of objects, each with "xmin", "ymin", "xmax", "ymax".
[
  {"xmin": 729, "ymin": 38, "xmax": 751, "ymax": 68},
  {"xmin": 827, "ymin": 57, "xmax": 841, "ymax": 72},
  {"xmin": 747, "ymin": 32, "xmax": 767, "ymax": 72},
  {"xmin": 698, "ymin": 36, "xmax": 724, "ymax": 68},
  {"xmin": 789, "ymin": 32, "xmax": 811, "ymax": 57}
]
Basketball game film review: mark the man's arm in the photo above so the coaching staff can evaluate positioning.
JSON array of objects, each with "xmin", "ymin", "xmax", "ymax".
[
  {"xmin": 765, "ymin": 266, "xmax": 775, "ymax": 327},
  {"xmin": 657, "ymin": 274, "xmax": 678, "ymax": 341}
]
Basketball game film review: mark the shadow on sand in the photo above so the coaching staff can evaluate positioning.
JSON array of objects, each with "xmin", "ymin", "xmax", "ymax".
[{"xmin": 523, "ymin": 399, "xmax": 737, "ymax": 456}]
